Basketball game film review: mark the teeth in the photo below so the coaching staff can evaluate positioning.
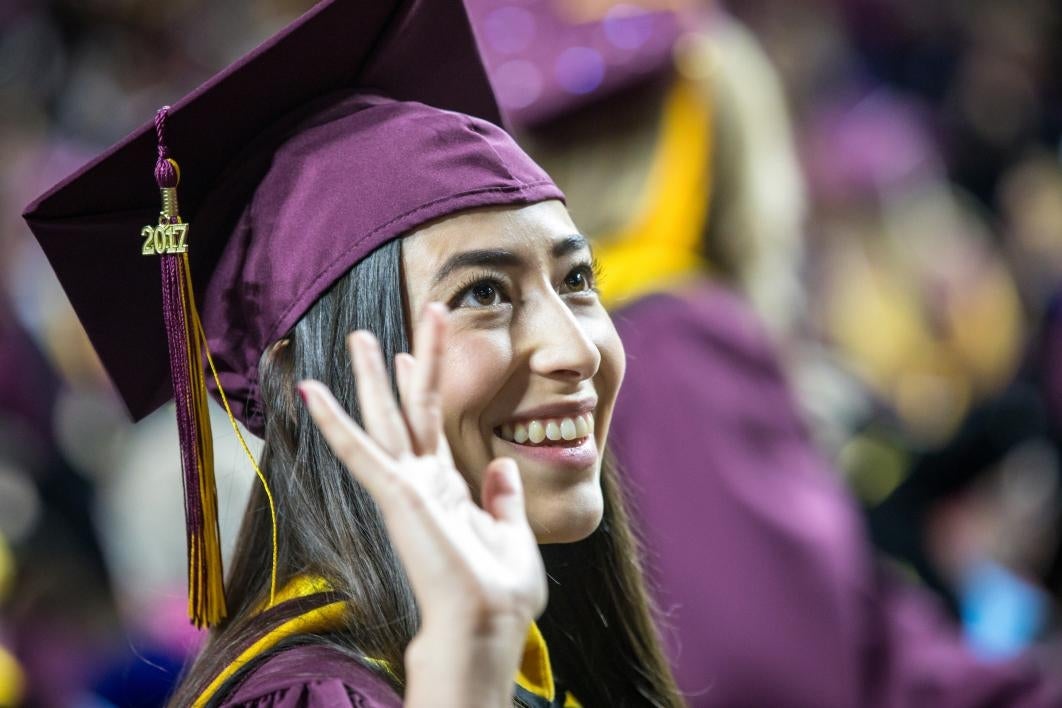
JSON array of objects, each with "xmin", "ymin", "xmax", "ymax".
[
  {"xmin": 528, "ymin": 420, "xmax": 545, "ymax": 444},
  {"xmin": 497, "ymin": 412, "xmax": 596, "ymax": 445}
]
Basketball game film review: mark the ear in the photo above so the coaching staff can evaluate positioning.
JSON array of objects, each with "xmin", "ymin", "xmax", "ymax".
[{"xmin": 261, "ymin": 337, "xmax": 297, "ymax": 426}]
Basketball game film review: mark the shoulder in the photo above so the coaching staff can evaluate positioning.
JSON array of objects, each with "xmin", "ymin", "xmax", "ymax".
[
  {"xmin": 612, "ymin": 283, "xmax": 780, "ymax": 372},
  {"xmin": 613, "ymin": 283, "xmax": 768, "ymax": 347},
  {"xmin": 218, "ymin": 644, "xmax": 402, "ymax": 708}
]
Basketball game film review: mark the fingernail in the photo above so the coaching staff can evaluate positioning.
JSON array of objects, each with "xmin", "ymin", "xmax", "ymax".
[{"xmin": 296, "ymin": 384, "xmax": 309, "ymax": 405}]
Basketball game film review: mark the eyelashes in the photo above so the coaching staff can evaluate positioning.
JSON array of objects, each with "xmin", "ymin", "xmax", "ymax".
[
  {"xmin": 446, "ymin": 260, "xmax": 600, "ymax": 310},
  {"xmin": 589, "ymin": 257, "xmax": 603, "ymax": 285},
  {"xmin": 448, "ymin": 271, "xmax": 508, "ymax": 309}
]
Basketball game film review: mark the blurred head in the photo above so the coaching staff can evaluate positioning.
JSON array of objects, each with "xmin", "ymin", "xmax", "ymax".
[{"xmin": 402, "ymin": 200, "xmax": 624, "ymax": 543}]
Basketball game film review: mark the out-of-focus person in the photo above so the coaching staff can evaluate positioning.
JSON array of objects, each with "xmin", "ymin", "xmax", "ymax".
[
  {"xmin": 802, "ymin": 90, "xmax": 1025, "ymax": 449},
  {"xmin": 468, "ymin": 1, "xmax": 1062, "ymax": 705}
]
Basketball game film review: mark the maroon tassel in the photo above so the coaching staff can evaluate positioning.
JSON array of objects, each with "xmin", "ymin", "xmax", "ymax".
[{"xmin": 152, "ymin": 107, "xmax": 226, "ymax": 627}]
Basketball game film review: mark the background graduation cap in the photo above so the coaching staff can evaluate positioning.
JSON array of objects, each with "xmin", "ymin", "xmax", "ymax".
[
  {"xmin": 465, "ymin": 0, "xmax": 688, "ymax": 128},
  {"xmin": 22, "ymin": 0, "xmax": 562, "ymax": 627}
]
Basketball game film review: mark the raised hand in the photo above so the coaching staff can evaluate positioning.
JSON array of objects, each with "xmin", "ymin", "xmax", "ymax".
[{"xmin": 298, "ymin": 303, "xmax": 547, "ymax": 707}]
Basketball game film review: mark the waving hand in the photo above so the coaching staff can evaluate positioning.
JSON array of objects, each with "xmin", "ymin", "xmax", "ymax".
[{"xmin": 298, "ymin": 303, "xmax": 547, "ymax": 706}]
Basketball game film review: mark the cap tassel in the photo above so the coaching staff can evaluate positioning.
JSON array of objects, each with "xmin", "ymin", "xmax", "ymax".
[{"xmin": 150, "ymin": 107, "xmax": 227, "ymax": 628}]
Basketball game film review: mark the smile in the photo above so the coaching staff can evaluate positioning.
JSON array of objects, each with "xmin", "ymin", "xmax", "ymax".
[{"xmin": 495, "ymin": 412, "xmax": 595, "ymax": 446}]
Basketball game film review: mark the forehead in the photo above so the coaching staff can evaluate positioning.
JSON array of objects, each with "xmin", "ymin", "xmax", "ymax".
[{"xmin": 401, "ymin": 200, "xmax": 579, "ymax": 269}]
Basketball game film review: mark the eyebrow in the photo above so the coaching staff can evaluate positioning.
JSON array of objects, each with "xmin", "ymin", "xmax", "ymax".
[
  {"xmin": 432, "ymin": 249, "xmax": 521, "ymax": 285},
  {"xmin": 552, "ymin": 234, "xmax": 589, "ymax": 258},
  {"xmin": 432, "ymin": 233, "xmax": 590, "ymax": 285}
]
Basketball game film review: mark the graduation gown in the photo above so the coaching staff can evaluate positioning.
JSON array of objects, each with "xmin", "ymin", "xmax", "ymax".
[
  {"xmin": 195, "ymin": 578, "xmax": 578, "ymax": 707},
  {"xmin": 610, "ymin": 283, "xmax": 1062, "ymax": 708},
  {"xmin": 214, "ymin": 628, "xmax": 577, "ymax": 708}
]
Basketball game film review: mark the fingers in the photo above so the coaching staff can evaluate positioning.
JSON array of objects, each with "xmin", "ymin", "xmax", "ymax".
[
  {"xmin": 480, "ymin": 458, "xmax": 527, "ymax": 526},
  {"xmin": 394, "ymin": 352, "xmax": 415, "ymax": 415},
  {"xmin": 396, "ymin": 352, "xmax": 455, "ymax": 465},
  {"xmin": 298, "ymin": 380, "xmax": 393, "ymax": 499},
  {"xmin": 349, "ymin": 331, "xmax": 411, "ymax": 457},
  {"xmin": 404, "ymin": 303, "xmax": 447, "ymax": 454}
]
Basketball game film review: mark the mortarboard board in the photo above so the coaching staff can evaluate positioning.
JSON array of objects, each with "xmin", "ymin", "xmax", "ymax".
[{"xmin": 23, "ymin": 0, "xmax": 563, "ymax": 627}]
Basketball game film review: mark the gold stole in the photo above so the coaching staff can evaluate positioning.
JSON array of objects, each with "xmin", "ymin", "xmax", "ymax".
[{"xmin": 194, "ymin": 576, "xmax": 581, "ymax": 707}]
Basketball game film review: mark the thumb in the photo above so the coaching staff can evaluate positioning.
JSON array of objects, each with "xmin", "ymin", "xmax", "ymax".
[{"xmin": 481, "ymin": 458, "xmax": 526, "ymax": 525}]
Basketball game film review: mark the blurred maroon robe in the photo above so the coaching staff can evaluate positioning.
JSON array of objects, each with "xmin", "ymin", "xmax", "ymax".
[{"xmin": 610, "ymin": 283, "xmax": 1061, "ymax": 708}]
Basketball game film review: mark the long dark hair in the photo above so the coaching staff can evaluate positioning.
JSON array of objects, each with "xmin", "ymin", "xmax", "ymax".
[{"xmin": 170, "ymin": 238, "xmax": 682, "ymax": 707}]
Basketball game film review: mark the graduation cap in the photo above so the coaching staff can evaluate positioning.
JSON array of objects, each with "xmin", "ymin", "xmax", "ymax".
[
  {"xmin": 23, "ymin": 0, "xmax": 562, "ymax": 627},
  {"xmin": 465, "ymin": 0, "xmax": 688, "ymax": 128}
]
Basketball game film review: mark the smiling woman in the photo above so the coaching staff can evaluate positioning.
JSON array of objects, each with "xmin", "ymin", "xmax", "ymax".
[
  {"xmin": 22, "ymin": 1, "xmax": 679, "ymax": 706},
  {"xmin": 403, "ymin": 204, "xmax": 625, "ymax": 545}
]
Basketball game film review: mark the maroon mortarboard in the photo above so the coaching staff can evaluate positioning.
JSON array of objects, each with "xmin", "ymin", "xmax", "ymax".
[
  {"xmin": 22, "ymin": 0, "xmax": 562, "ymax": 628},
  {"xmin": 465, "ymin": 0, "xmax": 689, "ymax": 128}
]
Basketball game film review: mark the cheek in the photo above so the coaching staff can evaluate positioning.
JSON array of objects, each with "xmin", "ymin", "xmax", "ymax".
[{"xmin": 437, "ymin": 328, "xmax": 513, "ymax": 468}]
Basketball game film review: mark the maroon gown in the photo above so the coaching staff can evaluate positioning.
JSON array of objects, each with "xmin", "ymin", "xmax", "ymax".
[
  {"xmin": 217, "ymin": 645, "xmax": 401, "ymax": 707},
  {"xmin": 609, "ymin": 283, "xmax": 1062, "ymax": 708}
]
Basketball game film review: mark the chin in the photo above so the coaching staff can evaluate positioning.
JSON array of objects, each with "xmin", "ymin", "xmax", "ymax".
[{"xmin": 528, "ymin": 480, "xmax": 604, "ymax": 544}]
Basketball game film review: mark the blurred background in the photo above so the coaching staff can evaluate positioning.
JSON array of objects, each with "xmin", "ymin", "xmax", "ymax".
[{"xmin": 1, "ymin": 0, "xmax": 1060, "ymax": 705}]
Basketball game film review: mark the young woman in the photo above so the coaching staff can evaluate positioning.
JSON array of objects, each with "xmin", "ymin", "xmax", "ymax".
[
  {"xmin": 23, "ymin": 1, "xmax": 681, "ymax": 706},
  {"xmin": 180, "ymin": 201, "xmax": 679, "ymax": 707}
]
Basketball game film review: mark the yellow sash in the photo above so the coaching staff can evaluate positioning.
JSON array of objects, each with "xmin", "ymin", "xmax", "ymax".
[{"xmin": 194, "ymin": 576, "xmax": 580, "ymax": 706}]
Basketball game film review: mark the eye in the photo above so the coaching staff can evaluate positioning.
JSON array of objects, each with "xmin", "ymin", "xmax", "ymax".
[
  {"xmin": 562, "ymin": 264, "xmax": 596, "ymax": 294},
  {"xmin": 451, "ymin": 276, "xmax": 509, "ymax": 309}
]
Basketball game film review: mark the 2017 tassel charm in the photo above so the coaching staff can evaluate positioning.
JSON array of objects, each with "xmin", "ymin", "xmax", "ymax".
[{"xmin": 146, "ymin": 106, "xmax": 227, "ymax": 628}]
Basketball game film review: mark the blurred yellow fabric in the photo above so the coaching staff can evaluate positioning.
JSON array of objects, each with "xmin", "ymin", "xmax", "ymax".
[
  {"xmin": 595, "ymin": 76, "xmax": 712, "ymax": 308},
  {"xmin": 825, "ymin": 223, "xmax": 1024, "ymax": 442},
  {"xmin": 0, "ymin": 645, "xmax": 24, "ymax": 706},
  {"xmin": 0, "ymin": 533, "xmax": 11, "ymax": 601},
  {"xmin": 0, "ymin": 534, "xmax": 23, "ymax": 705}
]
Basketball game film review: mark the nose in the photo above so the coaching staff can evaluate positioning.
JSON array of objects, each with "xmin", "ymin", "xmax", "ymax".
[{"xmin": 525, "ymin": 292, "xmax": 601, "ymax": 382}]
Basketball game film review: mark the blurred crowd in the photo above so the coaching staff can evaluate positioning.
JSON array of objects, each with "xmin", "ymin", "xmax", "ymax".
[
  {"xmin": 729, "ymin": 0, "xmax": 1062, "ymax": 657},
  {"xmin": 1, "ymin": 0, "xmax": 1060, "ymax": 705}
]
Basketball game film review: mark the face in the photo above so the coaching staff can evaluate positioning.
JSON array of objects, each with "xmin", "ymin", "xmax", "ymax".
[{"xmin": 402, "ymin": 200, "xmax": 625, "ymax": 543}]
